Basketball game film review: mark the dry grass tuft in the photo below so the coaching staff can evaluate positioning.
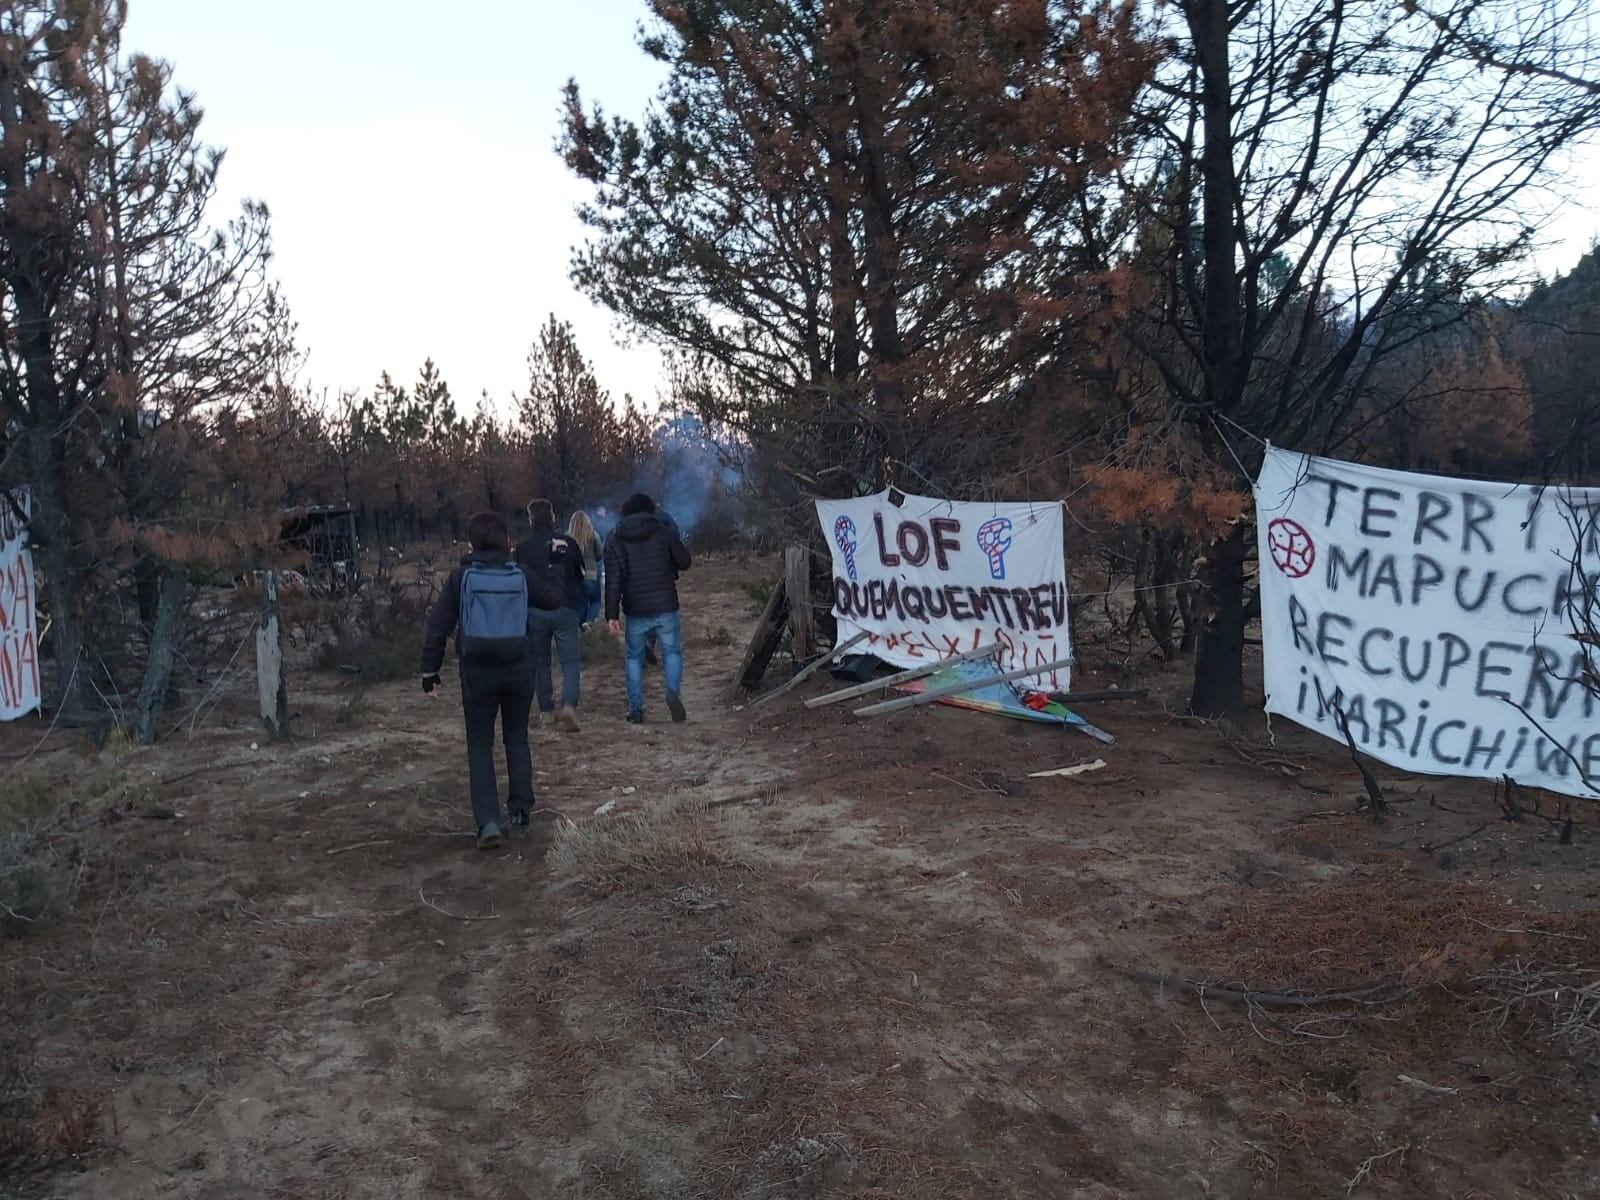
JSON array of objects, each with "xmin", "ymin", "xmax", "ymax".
[
  {"xmin": 548, "ymin": 788, "xmax": 754, "ymax": 891},
  {"xmin": 1177, "ymin": 880, "xmax": 1540, "ymax": 993}
]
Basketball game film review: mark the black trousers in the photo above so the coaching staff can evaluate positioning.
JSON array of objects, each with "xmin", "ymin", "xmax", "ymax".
[{"xmin": 460, "ymin": 660, "xmax": 535, "ymax": 831}]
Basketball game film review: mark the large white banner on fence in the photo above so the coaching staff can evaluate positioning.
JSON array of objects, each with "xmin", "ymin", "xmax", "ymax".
[
  {"xmin": 0, "ymin": 490, "xmax": 40, "ymax": 721},
  {"xmin": 1256, "ymin": 447, "xmax": 1600, "ymax": 798},
  {"xmin": 815, "ymin": 491, "xmax": 1070, "ymax": 689}
]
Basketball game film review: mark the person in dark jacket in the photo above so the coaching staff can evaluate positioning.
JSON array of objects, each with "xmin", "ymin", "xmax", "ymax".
[
  {"xmin": 421, "ymin": 511, "xmax": 561, "ymax": 848},
  {"xmin": 515, "ymin": 498, "xmax": 585, "ymax": 732},
  {"xmin": 605, "ymin": 492, "xmax": 692, "ymax": 723}
]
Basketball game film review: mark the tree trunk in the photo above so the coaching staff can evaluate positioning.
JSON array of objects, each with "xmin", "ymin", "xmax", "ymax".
[
  {"xmin": 1190, "ymin": 522, "xmax": 1249, "ymax": 715},
  {"xmin": 132, "ymin": 567, "xmax": 187, "ymax": 744},
  {"xmin": 22, "ymin": 427, "xmax": 88, "ymax": 718}
]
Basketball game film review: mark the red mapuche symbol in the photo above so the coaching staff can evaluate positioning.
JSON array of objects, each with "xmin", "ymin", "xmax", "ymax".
[{"xmin": 1267, "ymin": 517, "xmax": 1316, "ymax": 579}]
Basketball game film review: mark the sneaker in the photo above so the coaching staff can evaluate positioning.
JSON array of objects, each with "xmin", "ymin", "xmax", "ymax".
[
  {"xmin": 626, "ymin": 709, "xmax": 644, "ymax": 725},
  {"xmin": 536, "ymin": 709, "xmax": 554, "ymax": 728},
  {"xmin": 477, "ymin": 822, "xmax": 503, "ymax": 850},
  {"xmin": 665, "ymin": 691, "xmax": 687, "ymax": 724},
  {"xmin": 557, "ymin": 705, "xmax": 581, "ymax": 733},
  {"xmin": 509, "ymin": 809, "xmax": 530, "ymax": 837}
]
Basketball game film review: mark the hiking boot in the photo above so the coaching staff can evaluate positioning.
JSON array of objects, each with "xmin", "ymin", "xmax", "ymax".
[
  {"xmin": 666, "ymin": 691, "xmax": 687, "ymax": 724},
  {"xmin": 509, "ymin": 809, "xmax": 530, "ymax": 837},
  {"xmin": 557, "ymin": 705, "xmax": 581, "ymax": 733},
  {"xmin": 626, "ymin": 709, "xmax": 644, "ymax": 725},
  {"xmin": 477, "ymin": 822, "xmax": 503, "ymax": 850}
]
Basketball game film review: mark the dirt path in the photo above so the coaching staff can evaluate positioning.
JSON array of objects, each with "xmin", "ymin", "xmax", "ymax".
[{"xmin": 5, "ymin": 558, "xmax": 1599, "ymax": 1199}]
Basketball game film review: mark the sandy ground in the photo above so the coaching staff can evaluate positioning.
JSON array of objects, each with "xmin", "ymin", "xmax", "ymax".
[{"xmin": 3, "ymin": 556, "xmax": 1598, "ymax": 1199}]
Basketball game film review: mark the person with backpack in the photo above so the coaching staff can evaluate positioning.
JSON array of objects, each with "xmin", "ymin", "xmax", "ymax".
[
  {"xmin": 604, "ymin": 492, "xmax": 692, "ymax": 724},
  {"xmin": 515, "ymin": 499, "xmax": 585, "ymax": 732},
  {"xmin": 421, "ymin": 511, "xmax": 562, "ymax": 849}
]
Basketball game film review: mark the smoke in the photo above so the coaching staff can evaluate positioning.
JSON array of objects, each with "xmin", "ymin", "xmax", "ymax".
[{"xmin": 591, "ymin": 414, "xmax": 745, "ymax": 543}]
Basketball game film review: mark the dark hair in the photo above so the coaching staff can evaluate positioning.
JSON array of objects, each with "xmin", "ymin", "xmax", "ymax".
[
  {"xmin": 465, "ymin": 510, "xmax": 510, "ymax": 553},
  {"xmin": 526, "ymin": 498, "xmax": 555, "ymax": 529},
  {"xmin": 621, "ymin": 492, "xmax": 657, "ymax": 517}
]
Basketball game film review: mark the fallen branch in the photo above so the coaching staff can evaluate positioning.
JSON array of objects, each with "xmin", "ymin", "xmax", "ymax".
[
  {"xmin": 1333, "ymin": 706, "xmax": 1386, "ymax": 823},
  {"xmin": 328, "ymin": 839, "xmax": 393, "ymax": 857},
  {"xmin": 418, "ymin": 888, "xmax": 499, "ymax": 922}
]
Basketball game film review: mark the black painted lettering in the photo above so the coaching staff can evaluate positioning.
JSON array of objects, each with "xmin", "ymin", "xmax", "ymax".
[
  {"xmin": 1397, "ymin": 636, "xmax": 1433, "ymax": 684},
  {"xmin": 1474, "ymin": 641, "xmax": 1521, "ymax": 702},
  {"xmin": 1369, "ymin": 555, "xmax": 1402, "ymax": 604},
  {"xmin": 1307, "ymin": 473, "xmax": 1359, "ymax": 525},
  {"xmin": 1326, "ymin": 546, "xmax": 1371, "ymax": 594},
  {"xmin": 1430, "ymin": 720, "xmax": 1468, "ymax": 766},
  {"xmin": 836, "ymin": 579, "xmax": 854, "ymax": 615},
  {"xmin": 1316, "ymin": 613, "xmax": 1355, "ymax": 666},
  {"xmin": 1010, "ymin": 588, "xmax": 1035, "ymax": 632},
  {"xmin": 1359, "ymin": 627, "xmax": 1394, "ymax": 677},
  {"xmin": 1522, "ymin": 493, "xmax": 1545, "ymax": 553},
  {"xmin": 1410, "ymin": 555, "xmax": 1445, "ymax": 605},
  {"xmin": 1454, "ymin": 569, "xmax": 1497, "ymax": 613},
  {"xmin": 1360, "ymin": 487, "xmax": 1402, "ymax": 538},
  {"xmin": 1437, "ymin": 633, "xmax": 1471, "ymax": 689},
  {"xmin": 897, "ymin": 521, "xmax": 930, "ymax": 567},
  {"xmin": 902, "ymin": 588, "xmax": 927, "ymax": 621},
  {"xmin": 1462, "ymin": 493, "xmax": 1495, "ymax": 554},
  {"xmin": 930, "ymin": 517, "xmax": 962, "ymax": 571},
  {"xmin": 1502, "ymin": 573, "xmax": 1545, "ymax": 618},
  {"xmin": 946, "ymin": 586, "xmax": 971, "ymax": 621},
  {"xmin": 1464, "ymin": 726, "xmax": 1507, "ymax": 770},
  {"xmin": 1290, "ymin": 595, "xmax": 1313, "ymax": 655},
  {"xmin": 874, "ymin": 512, "xmax": 899, "ymax": 567},
  {"xmin": 1414, "ymin": 492, "xmax": 1452, "ymax": 546},
  {"xmin": 924, "ymin": 586, "xmax": 949, "ymax": 619},
  {"xmin": 1374, "ymin": 699, "xmax": 1407, "ymax": 750}
]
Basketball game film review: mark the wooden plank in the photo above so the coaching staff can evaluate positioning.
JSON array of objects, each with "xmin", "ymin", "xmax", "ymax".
[
  {"xmin": 749, "ymin": 629, "xmax": 871, "ymax": 710},
  {"xmin": 727, "ymin": 575, "xmax": 789, "ymax": 700},
  {"xmin": 784, "ymin": 545, "xmax": 813, "ymax": 662},
  {"xmin": 1046, "ymin": 688, "xmax": 1149, "ymax": 705},
  {"xmin": 804, "ymin": 642, "xmax": 1001, "ymax": 709},
  {"xmin": 853, "ymin": 654, "xmax": 1077, "ymax": 718}
]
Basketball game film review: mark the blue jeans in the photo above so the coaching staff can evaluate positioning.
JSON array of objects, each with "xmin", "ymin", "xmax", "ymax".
[
  {"xmin": 625, "ymin": 612, "xmax": 682, "ymax": 715},
  {"xmin": 581, "ymin": 576, "xmax": 602, "ymax": 625}
]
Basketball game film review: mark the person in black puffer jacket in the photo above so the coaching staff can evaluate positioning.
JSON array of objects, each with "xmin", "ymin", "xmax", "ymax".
[
  {"xmin": 604, "ymin": 492, "xmax": 692, "ymax": 724},
  {"xmin": 516, "ymin": 498, "xmax": 586, "ymax": 732}
]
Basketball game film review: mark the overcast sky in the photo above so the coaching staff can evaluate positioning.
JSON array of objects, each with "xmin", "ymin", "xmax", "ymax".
[
  {"xmin": 122, "ymin": 0, "xmax": 669, "ymax": 416},
  {"xmin": 123, "ymin": 1, "xmax": 1600, "ymax": 419}
]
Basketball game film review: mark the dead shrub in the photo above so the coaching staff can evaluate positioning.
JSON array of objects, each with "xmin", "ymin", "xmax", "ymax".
[
  {"xmin": 314, "ymin": 578, "xmax": 429, "ymax": 681},
  {"xmin": 579, "ymin": 622, "xmax": 623, "ymax": 663},
  {"xmin": 0, "ymin": 1042, "xmax": 109, "ymax": 1175},
  {"xmin": 548, "ymin": 790, "xmax": 752, "ymax": 891}
]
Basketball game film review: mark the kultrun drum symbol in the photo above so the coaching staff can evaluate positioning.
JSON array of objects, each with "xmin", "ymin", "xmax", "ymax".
[
  {"xmin": 834, "ymin": 515, "xmax": 859, "ymax": 581},
  {"xmin": 1267, "ymin": 517, "xmax": 1316, "ymax": 579}
]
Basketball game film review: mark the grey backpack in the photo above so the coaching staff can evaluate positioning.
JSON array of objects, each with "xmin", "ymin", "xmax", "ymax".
[{"xmin": 458, "ymin": 563, "xmax": 529, "ymax": 665}]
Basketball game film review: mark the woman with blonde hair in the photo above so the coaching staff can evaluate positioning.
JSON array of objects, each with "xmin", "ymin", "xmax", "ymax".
[{"xmin": 568, "ymin": 509, "xmax": 604, "ymax": 626}]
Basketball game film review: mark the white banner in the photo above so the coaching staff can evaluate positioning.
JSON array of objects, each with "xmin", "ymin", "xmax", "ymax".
[
  {"xmin": 0, "ymin": 490, "xmax": 39, "ymax": 721},
  {"xmin": 815, "ymin": 491, "xmax": 1070, "ymax": 689},
  {"xmin": 1257, "ymin": 447, "xmax": 1600, "ymax": 798}
]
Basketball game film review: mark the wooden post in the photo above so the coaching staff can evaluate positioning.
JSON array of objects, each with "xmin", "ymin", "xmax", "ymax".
[
  {"xmin": 784, "ymin": 545, "xmax": 813, "ymax": 662},
  {"xmin": 257, "ymin": 569, "xmax": 290, "ymax": 740},
  {"xmin": 728, "ymin": 575, "xmax": 789, "ymax": 700},
  {"xmin": 132, "ymin": 567, "xmax": 188, "ymax": 745}
]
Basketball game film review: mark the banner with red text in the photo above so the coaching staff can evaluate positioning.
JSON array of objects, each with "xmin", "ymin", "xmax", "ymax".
[
  {"xmin": 1257, "ymin": 447, "xmax": 1600, "ymax": 798},
  {"xmin": 815, "ymin": 491, "xmax": 1069, "ymax": 690},
  {"xmin": 0, "ymin": 491, "xmax": 40, "ymax": 721}
]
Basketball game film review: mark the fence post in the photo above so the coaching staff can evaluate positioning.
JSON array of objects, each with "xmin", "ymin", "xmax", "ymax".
[{"xmin": 257, "ymin": 570, "xmax": 290, "ymax": 740}]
